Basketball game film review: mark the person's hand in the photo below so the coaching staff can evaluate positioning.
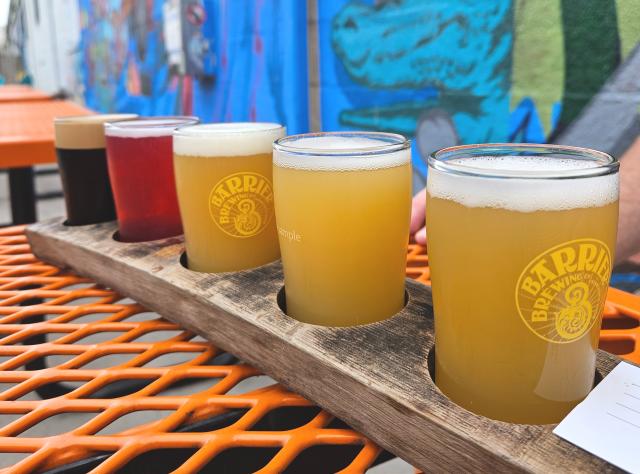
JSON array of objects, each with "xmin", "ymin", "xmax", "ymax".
[{"xmin": 410, "ymin": 189, "xmax": 427, "ymax": 245}]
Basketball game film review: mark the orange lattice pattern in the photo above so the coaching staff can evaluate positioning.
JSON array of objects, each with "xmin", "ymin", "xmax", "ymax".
[
  {"xmin": 0, "ymin": 232, "xmax": 638, "ymax": 473},
  {"xmin": 0, "ymin": 227, "xmax": 382, "ymax": 473}
]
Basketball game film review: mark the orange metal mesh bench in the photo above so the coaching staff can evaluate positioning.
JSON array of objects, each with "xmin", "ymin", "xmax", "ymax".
[
  {"xmin": 0, "ymin": 100, "xmax": 92, "ymax": 224},
  {"xmin": 0, "ymin": 86, "xmax": 51, "ymax": 104},
  {"xmin": 0, "ymin": 226, "xmax": 384, "ymax": 473},
  {"xmin": 0, "ymin": 229, "xmax": 637, "ymax": 472}
]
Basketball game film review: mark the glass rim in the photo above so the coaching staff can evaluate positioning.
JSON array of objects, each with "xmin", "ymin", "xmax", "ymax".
[
  {"xmin": 428, "ymin": 143, "xmax": 619, "ymax": 179},
  {"xmin": 174, "ymin": 122, "xmax": 284, "ymax": 137},
  {"xmin": 104, "ymin": 116, "xmax": 199, "ymax": 130},
  {"xmin": 273, "ymin": 131, "xmax": 410, "ymax": 156},
  {"xmin": 54, "ymin": 113, "xmax": 139, "ymax": 125}
]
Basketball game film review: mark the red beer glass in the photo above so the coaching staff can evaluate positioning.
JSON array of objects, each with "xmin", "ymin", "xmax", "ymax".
[{"xmin": 105, "ymin": 117, "xmax": 198, "ymax": 242}]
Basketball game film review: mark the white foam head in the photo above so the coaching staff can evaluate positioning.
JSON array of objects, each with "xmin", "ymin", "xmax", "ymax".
[
  {"xmin": 105, "ymin": 117, "xmax": 198, "ymax": 138},
  {"xmin": 54, "ymin": 114, "xmax": 138, "ymax": 149},
  {"xmin": 173, "ymin": 122, "xmax": 285, "ymax": 157},
  {"xmin": 273, "ymin": 133, "xmax": 410, "ymax": 171},
  {"xmin": 427, "ymin": 155, "xmax": 619, "ymax": 212}
]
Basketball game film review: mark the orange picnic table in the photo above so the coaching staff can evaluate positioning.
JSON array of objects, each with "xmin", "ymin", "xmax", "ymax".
[
  {"xmin": 0, "ymin": 100, "xmax": 92, "ymax": 224},
  {"xmin": 0, "ymin": 85, "xmax": 51, "ymax": 103}
]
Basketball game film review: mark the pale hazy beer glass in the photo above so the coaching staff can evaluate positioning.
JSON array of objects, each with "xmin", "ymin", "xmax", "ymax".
[
  {"xmin": 173, "ymin": 123, "xmax": 285, "ymax": 272},
  {"xmin": 426, "ymin": 144, "xmax": 619, "ymax": 424},
  {"xmin": 273, "ymin": 132, "xmax": 412, "ymax": 327}
]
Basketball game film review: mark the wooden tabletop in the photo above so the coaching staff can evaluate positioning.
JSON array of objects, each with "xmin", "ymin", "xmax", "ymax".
[
  {"xmin": 0, "ymin": 85, "xmax": 51, "ymax": 103},
  {"xmin": 0, "ymin": 100, "xmax": 92, "ymax": 168}
]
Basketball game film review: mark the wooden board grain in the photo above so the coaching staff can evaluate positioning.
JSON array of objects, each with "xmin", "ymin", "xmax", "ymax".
[{"xmin": 26, "ymin": 219, "xmax": 625, "ymax": 473}]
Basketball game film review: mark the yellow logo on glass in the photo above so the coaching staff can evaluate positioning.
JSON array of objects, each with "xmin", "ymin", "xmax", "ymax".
[
  {"xmin": 209, "ymin": 172, "xmax": 273, "ymax": 238},
  {"xmin": 515, "ymin": 239, "xmax": 611, "ymax": 344}
]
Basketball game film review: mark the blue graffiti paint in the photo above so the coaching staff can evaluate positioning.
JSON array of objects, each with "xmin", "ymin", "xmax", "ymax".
[
  {"xmin": 323, "ymin": 0, "xmax": 514, "ymax": 174},
  {"xmin": 508, "ymin": 98, "xmax": 564, "ymax": 143},
  {"xmin": 79, "ymin": 0, "xmax": 309, "ymax": 133},
  {"xmin": 509, "ymin": 98, "xmax": 544, "ymax": 143},
  {"xmin": 208, "ymin": 0, "xmax": 308, "ymax": 132},
  {"xmin": 79, "ymin": 0, "xmax": 177, "ymax": 115}
]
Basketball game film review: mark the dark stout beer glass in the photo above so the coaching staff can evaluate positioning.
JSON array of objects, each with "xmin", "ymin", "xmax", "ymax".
[{"xmin": 54, "ymin": 114, "xmax": 137, "ymax": 225}]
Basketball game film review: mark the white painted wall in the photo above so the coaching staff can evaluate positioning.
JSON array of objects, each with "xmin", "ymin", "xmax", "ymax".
[
  {"xmin": 0, "ymin": 0, "xmax": 10, "ymax": 47},
  {"xmin": 51, "ymin": 0, "xmax": 81, "ymax": 96},
  {"xmin": 22, "ymin": 0, "xmax": 80, "ymax": 95}
]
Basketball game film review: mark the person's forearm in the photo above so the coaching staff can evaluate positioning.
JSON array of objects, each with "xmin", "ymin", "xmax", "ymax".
[{"xmin": 616, "ymin": 138, "xmax": 640, "ymax": 263}]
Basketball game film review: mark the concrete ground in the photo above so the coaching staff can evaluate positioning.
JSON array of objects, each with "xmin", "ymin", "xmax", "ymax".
[
  {"xmin": 0, "ymin": 167, "xmax": 413, "ymax": 471},
  {"xmin": 0, "ymin": 165, "xmax": 67, "ymax": 223}
]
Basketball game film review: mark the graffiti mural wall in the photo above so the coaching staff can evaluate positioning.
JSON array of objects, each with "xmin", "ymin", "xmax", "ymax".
[
  {"xmin": 318, "ymin": 0, "xmax": 640, "ymax": 181},
  {"xmin": 77, "ymin": 0, "xmax": 640, "ymax": 184},
  {"xmin": 79, "ymin": 0, "xmax": 308, "ymax": 133}
]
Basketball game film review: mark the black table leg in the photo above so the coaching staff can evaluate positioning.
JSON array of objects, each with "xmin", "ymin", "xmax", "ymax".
[{"xmin": 8, "ymin": 166, "xmax": 36, "ymax": 224}]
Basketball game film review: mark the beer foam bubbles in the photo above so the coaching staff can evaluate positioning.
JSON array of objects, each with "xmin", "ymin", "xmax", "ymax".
[
  {"xmin": 55, "ymin": 114, "xmax": 138, "ymax": 149},
  {"xmin": 174, "ymin": 123, "xmax": 285, "ymax": 157},
  {"xmin": 428, "ymin": 156, "xmax": 619, "ymax": 211},
  {"xmin": 273, "ymin": 135, "xmax": 410, "ymax": 171}
]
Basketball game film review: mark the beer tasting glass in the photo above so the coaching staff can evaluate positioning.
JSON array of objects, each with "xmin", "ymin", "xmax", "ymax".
[
  {"xmin": 425, "ymin": 144, "xmax": 619, "ymax": 424},
  {"xmin": 54, "ymin": 114, "xmax": 137, "ymax": 225},
  {"xmin": 173, "ymin": 123, "xmax": 285, "ymax": 272},
  {"xmin": 105, "ymin": 116, "xmax": 198, "ymax": 242},
  {"xmin": 273, "ymin": 132, "xmax": 412, "ymax": 327}
]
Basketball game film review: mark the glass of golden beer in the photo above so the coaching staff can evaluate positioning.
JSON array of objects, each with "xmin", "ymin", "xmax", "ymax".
[
  {"xmin": 426, "ymin": 144, "xmax": 619, "ymax": 424},
  {"xmin": 173, "ymin": 123, "xmax": 285, "ymax": 272},
  {"xmin": 273, "ymin": 132, "xmax": 412, "ymax": 326}
]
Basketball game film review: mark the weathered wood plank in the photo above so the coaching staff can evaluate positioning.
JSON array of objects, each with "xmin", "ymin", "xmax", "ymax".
[{"xmin": 26, "ymin": 218, "xmax": 626, "ymax": 473}]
